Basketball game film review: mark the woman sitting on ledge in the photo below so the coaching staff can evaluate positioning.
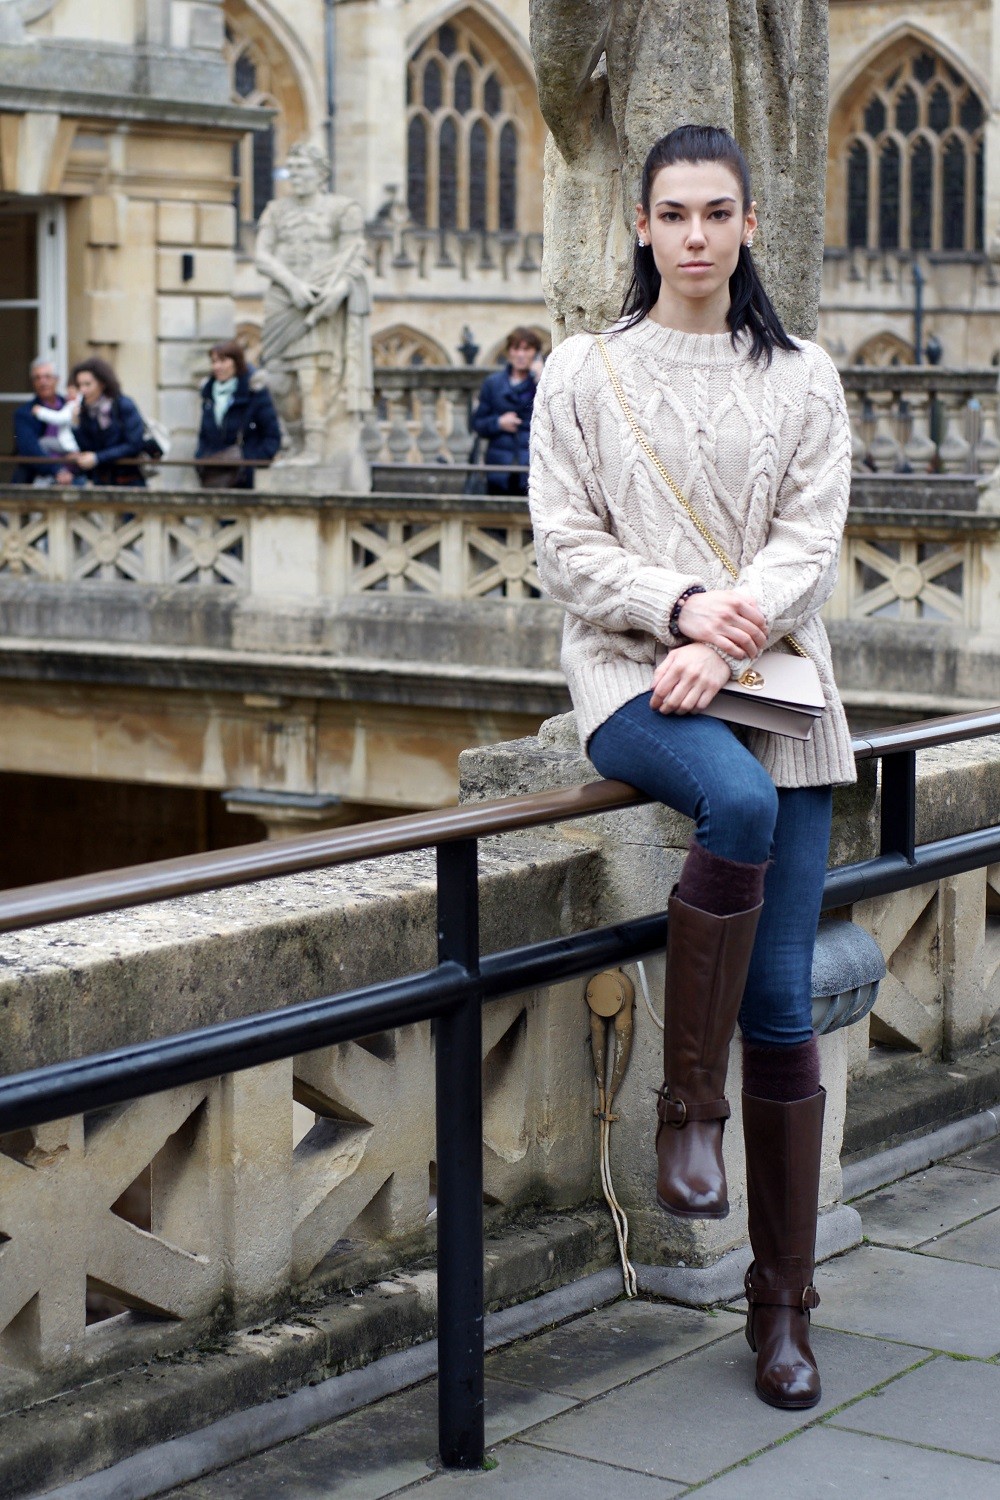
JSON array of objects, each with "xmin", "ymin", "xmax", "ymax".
[{"xmin": 529, "ymin": 125, "xmax": 855, "ymax": 1415}]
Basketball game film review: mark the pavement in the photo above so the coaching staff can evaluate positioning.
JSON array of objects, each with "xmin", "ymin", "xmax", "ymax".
[{"xmin": 149, "ymin": 1134, "xmax": 1000, "ymax": 1497}]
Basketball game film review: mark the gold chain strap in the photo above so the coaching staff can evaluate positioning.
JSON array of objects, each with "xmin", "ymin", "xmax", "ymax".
[{"xmin": 596, "ymin": 336, "xmax": 806, "ymax": 660}]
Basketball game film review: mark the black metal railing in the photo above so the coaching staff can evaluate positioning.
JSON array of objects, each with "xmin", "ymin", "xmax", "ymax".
[{"xmin": 0, "ymin": 707, "xmax": 999, "ymax": 1468}]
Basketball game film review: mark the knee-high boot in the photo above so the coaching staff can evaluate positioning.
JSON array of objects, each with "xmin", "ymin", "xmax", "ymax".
[
  {"xmin": 655, "ymin": 891, "xmax": 763, "ymax": 1218},
  {"xmin": 743, "ymin": 1087, "xmax": 825, "ymax": 1409}
]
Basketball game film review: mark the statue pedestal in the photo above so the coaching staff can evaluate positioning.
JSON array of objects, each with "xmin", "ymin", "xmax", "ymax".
[
  {"xmin": 257, "ymin": 443, "xmax": 370, "ymax": 496},
  {"xmin": 260, "ymin": 408, "xmax": 373, "ymax": 495}
]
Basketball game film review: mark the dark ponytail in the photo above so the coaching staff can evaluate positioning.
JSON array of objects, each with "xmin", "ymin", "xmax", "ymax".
[{"xmin": 619, "ymin": 124, "xmax": 798, "ymax": 366}]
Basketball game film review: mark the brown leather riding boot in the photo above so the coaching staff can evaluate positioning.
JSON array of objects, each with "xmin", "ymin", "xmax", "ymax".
[
  {"xmin": 743, "ymin": 1087, "xmax": 825, "ymax": 1409},
  {"xmin": 655, "ymin": 893, "xmax": 763, "ymax": 1218}
]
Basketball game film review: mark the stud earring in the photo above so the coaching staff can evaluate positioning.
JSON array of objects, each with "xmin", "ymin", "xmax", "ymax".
[
  {"xmin": 637, "ymin": 236, "xmax": 646, "ymax": 247},
  {"xmin": 746, "ymin": 235, "xmax": 754, "ymax": 249}
]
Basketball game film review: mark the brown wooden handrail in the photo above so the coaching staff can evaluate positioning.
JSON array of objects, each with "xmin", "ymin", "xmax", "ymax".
[{"xmin": 1, "ymin": 706, "xmax": 999, "ymax": 936}]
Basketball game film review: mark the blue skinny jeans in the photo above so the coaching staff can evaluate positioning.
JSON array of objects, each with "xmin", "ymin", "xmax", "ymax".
[{"xmin": 588, "ymin": 692, "xmax": 833, "ymax": 1047}]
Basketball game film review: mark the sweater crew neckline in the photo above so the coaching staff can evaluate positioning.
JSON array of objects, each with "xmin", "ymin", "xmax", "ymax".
[{"xmin": 621, "ymin": 317, "xmax": 745, "ymax": 366}]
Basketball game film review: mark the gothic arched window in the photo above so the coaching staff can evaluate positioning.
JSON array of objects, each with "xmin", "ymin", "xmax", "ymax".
[
  {"xmin": 223, "ymin": 5, "xmax": 309, "ymax": 250},
  {"xmin": 406, "ymin": 13, "xmax": 533, "ymax": 233},
  {"xmin": 840, "ymin": 46, "xmax": 985, "ymax": 253}
]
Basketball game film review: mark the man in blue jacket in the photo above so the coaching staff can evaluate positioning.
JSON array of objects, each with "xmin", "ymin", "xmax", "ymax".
[
  {"xmin": 471, "ymin": 327, "xmax": 544, "ymax": 495},
  {"xmin": 11, "ymin": 358, "xmax": 78, "ymax": 486}
]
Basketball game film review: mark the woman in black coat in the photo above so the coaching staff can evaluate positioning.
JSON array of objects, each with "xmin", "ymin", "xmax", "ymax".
[
  {"xmin": 195, "ymin": 340, "xmax": 282, "ymax": 488},
  {"xmin": 70, "ymin": 357, "xmax": 147, "ymax": 487}
]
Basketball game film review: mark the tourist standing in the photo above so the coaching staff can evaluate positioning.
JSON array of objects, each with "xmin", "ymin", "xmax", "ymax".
[
  {"xmin": 70, "ymin": 358, "xmax": 147, "ymax": 487},
  {"xmin": 11, "ymin": 359, "xmax": 79, "ymax": 486},
  {"xmin": 471, "ymin": 328, "xmax": 543, "ymax": 495},
  {"xmin": 195, "ymin": 341, "xmax": 281, "ymax": 488}
]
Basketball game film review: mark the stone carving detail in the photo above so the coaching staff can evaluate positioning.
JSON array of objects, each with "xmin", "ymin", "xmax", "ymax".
[
  {"xmin": 466, "ymin": 525, "xmax": 540, "ymax": 599},
  {"xmin": 256, "ymin": 140, "xmax": 373, "ymax": 489},
  {"xmin": 166, "ymin": 516, "xmax": 247, "ymax": 586},
  {"xmin": 0, "ymin": 995, "xmax": 539, "ymax": 1386},
  {"xmin": 349, "ymin": 520, "xmax": 443, "ymax": 595},
  {"xmin": 847, "ymin": 537, "xmax": 967, "ymax": 623},
  {"xmin": 72, "ymin": 513, "xmax": 146, "ymax": 583},
  {"xmin": 0, "ymin": 510, "xmax": 50, "ymax": 578}
]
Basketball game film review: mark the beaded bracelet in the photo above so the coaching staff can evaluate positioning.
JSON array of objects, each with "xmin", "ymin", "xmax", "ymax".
[{"xmin": 668, "ymin": 584, "xmax": 706, "ymax": 640}]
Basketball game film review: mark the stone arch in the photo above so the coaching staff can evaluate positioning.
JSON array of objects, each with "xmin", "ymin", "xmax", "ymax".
[
  {"xmin": 372, "ymin": 324, "xmax": 451, "ymax": 368},
  {"xmin": 852, "ymin": 331, "xmax": 915, "ymax": 367},
  {"xmin": 405, "ymin": 6, "xmax": 543, "ymax": 234},
  {"xmin": 223, "ymin": 0, "xmax": 314, "ymax": 240},
  {"xmin": 829, "ymin": 29, "xmax": 987, "ymax": 252}
]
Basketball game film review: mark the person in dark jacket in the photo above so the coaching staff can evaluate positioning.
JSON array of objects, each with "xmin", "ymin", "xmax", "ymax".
[
  {"xmin": 471, "ymin": 327, "xmax": 544, "ymax": 495},
  {"xmin": 70, "ymin": 357, "xmax": 147, "ymax": 487},
  {"xmin": 11, "ymin": 358, "xmax": 80, "ymax": 485},
  {"xmin": 195, "ymin": 340, "xmax": 282, "ymax": 488}
]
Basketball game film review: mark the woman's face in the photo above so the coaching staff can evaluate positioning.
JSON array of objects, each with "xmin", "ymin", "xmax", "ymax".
[
  {"xmin": 637, "ymin": 161, "xmax": 756, "ymax": 307},
  {"xmin": 75, "ymin": 371, "xmax": 103, "ymax": 404},
  {"xmin": 210, "ymin": 352, "xmax": 238, "ymax": 382}
]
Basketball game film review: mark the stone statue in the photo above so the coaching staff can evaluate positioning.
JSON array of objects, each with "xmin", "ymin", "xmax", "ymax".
[
  {"xmin": 0, "ymin": 0, "xmax": 57, "ymax": 43},
  {"xmin": 529, "ymin": 0, "xmax": 829, "ymax": 341},
  {"xmin": 256, "ymin": 140, "xmax": 373, "ymax": 489}
]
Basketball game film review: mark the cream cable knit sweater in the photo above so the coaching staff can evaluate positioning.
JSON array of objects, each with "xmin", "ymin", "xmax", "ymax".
[{"xmin": 528, "ymin": 318, "xmax": 856, "ymax": 788}]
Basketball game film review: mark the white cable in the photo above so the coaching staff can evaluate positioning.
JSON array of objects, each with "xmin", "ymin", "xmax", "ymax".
[
  {"xmin": 636, "ymin": 959, "xmax": 663, "ymax": 1031},
  {"xmin": 599, "ymin": 1108, "xmax": 637, "ymax": 1298}
]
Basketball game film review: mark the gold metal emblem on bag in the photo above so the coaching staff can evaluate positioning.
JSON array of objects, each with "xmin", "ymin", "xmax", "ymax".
[{"xmin": 739, "ymin": 669, "xmax": 766, "ymax": 689}]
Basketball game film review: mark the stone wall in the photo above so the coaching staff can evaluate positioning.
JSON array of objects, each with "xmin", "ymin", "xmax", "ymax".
[{"xmin": 0, "ymin": 721, "xmax": 997, "ymax": 1415}]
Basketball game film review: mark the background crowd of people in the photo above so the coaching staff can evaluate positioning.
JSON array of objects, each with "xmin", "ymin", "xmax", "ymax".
[
  {"xmin": 9, "ymin": 327, "xmax": 543, "ymax": 490},
  {"xmin": 9, "ymin": 343, "xmax": 282, "ymax": 490}
]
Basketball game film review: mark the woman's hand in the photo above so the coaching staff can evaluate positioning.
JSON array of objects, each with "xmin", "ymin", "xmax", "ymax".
[
  {"xmin": 650, "ymin": 643, "xmax": 731, "ymax": 715},
  {"xmin": 74, "ymin": 452, "xmax": 98, "ymax": 471},
  {"xmin": 677, "ymin": 588, "xmax": 767, "ymax": 660}
]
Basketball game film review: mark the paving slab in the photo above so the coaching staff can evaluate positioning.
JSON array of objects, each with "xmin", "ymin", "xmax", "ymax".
[
  {"xmin": 831, "ymin": 1354, "xmax": 1000, "ymax": 1462},
  {"xmin": 921, "ymin": 1205, "xmax": 1000, "ymax": 1269},
  {"xmin": 167, "ymin": 1378, "xmax": 577, "ymax": 1500},
  {"xmin": 485, "ymin": 1299, "xmax": 743, "ymax": 1400},
  {"xmin": 813, "ymin": 1244, "xmax": 1000, "ymax": 1356},
  {"xmin": 524, "ymin": 1326, "xmax": 924, "ymax": 1485},
  {"xmin": 390, "ymin": 1440, "xmax": 684, "ymax": 1498},
  {"xmin": 692, "ymin": 1423, "xmax": 1000, "ymax": 1499},
  {"xmin": 855, "ymin": 1164, "xmax": 1000, "ymax": 1248},
  {"xmin": 951, "ymin": 1135, "xmax": 1000, "ymax": 1174}
]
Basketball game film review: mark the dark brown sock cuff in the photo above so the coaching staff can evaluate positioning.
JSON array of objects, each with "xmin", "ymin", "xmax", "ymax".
[
  {"xmin": 742, "ymin": 1037, "xmax": 821, "ymax": 1102},
  {"xmin": 676, "ymin": 840, "xmax": 767, "ymax": 918}
]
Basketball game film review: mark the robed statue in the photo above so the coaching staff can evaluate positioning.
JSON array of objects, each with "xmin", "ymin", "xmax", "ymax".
[{"xmin": 256, "ymin": 140, "xmax": 372, "ymax": 486}]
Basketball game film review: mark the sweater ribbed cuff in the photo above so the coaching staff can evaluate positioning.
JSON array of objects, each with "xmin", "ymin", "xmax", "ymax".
[{"xmin": 628, "ymin": 566, "xmax": 704, "ymax": 640}]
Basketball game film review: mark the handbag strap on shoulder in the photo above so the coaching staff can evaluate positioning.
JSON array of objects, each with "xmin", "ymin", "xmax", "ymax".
[{"xmin": 596, "ymin": 335, "xmax": 806, "ymax": 660}]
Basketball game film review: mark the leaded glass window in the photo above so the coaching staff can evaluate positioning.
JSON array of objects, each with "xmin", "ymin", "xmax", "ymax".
[
  {"xmin": 406, "ymin": 17, "xmax": 531, "ymax": 233},
  {"xmin": 847, "ymin": 140, "xmax": 870, "ymax": 249},
  {"xmin": 407, "ymin": 115, "xmax": 428, "ymax": 226},
  {"xmin": 841, "ymin": 46, "xmax": 985, "ymax": 252}
]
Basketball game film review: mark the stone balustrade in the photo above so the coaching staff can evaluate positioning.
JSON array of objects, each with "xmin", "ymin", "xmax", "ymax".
[
  {"xmin": 0, "ymin": 720, "xmax": 997, "ymax": 1432},
  {"xmin": 0, "ymin": 485, "xmax": 541, "ymax": 602},
  {"xmin": 365, "ymin": 222, "xmax": 543, "ymax": 292},
  {"xmin": 1, "ymin": 473, "xmax": 997, "ymax": 634},
  {"xmin": 841, "ymin": 367, "xmax": 1000, "ymax": 474},
  {"xmin": 363, "ymin": 365, "xmax": 1000, "ymax": 476}
]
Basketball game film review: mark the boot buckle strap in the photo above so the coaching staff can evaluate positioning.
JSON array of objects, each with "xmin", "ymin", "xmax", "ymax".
[
  {"xmin": 655, "ymin": 1087, "xmax": 730, "ymax": 1128},
  {"xmin": 744, "ymin": 1273, "xmax": 820, "ymax": 1313}
]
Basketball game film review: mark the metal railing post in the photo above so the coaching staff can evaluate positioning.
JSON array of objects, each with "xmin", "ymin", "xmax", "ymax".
[
  {"xmin": 880, "ymin": 749, "xmax": 917, "ymax": 864},
  {"xmin": 434, "ymin": 838, "xmax": 485, "ymax": 1469}
]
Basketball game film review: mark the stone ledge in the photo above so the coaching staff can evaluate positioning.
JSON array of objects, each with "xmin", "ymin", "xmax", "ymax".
[
  {"xmin": 0, "ymin": 1207, "xmax": 616, "ymax": 1500},
  {"xmin": 843, "ymin": 1042, "xmax": 1000, "ymax": 1162}
]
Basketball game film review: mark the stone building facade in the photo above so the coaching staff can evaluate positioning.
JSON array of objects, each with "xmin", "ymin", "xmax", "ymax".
[{"xmin": 2, "ymin": 0, "xmax": 1000, "ymax": 468}]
